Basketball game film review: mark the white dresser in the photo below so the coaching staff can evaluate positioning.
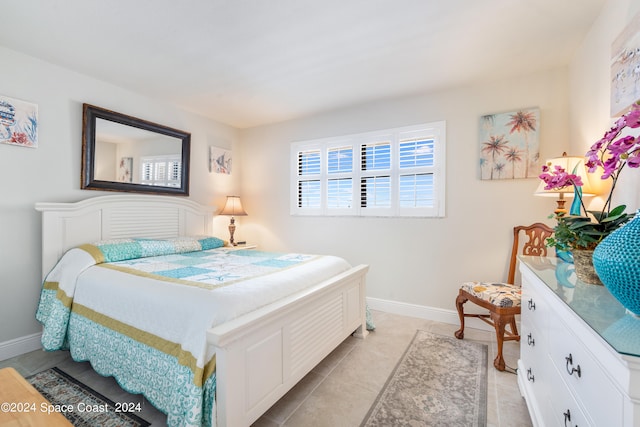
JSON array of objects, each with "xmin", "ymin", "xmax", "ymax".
[{"xmin": 518, "ymin": 257, "xmax": 640, "ymax": 427}]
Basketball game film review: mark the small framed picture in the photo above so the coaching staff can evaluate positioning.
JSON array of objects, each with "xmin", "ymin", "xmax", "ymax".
[
  {"xmin": 210, "ymin": 146, "xmax": 232, "ymax": 174},
  {"xmin": 0, "ymin": 95, "xmax": 38, "ymax": 148}
]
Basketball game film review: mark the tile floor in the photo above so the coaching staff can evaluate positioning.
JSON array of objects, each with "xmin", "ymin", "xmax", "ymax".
[{"xmin": 0, "ymin": 311, "xmax": 531, "ymax": 426}]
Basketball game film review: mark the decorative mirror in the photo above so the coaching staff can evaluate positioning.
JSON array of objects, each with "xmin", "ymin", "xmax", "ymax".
[{"xmin": 81, "ymin": 104, "xmax": 191, "ymax": 196}]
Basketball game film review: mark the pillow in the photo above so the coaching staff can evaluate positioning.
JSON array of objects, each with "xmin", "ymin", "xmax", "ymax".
[
  {"xmin": 197, "ymin": 236, "xmax": 226, "ymax": 250},
  {"xmin": 79, "ymin": 236, "xmax": 225, "ymax": 264}
]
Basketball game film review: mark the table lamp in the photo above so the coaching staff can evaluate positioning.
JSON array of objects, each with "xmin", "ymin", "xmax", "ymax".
[
  {"xmin": 534, "ymin": 152, "xmax": 594, "ymax": 214},
  {"xmin": 220, "ymin": 196, "xmax": 247, "ymax": 245}
]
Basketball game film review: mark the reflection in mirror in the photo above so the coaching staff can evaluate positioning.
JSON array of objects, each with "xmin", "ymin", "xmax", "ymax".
[
  {"xmin": 94, "ymin": 119, "xmax": 183, "ymax": 186},
  {"xmin": 82, "ymin": 104, "xmax": 190, "ymax": 195}
]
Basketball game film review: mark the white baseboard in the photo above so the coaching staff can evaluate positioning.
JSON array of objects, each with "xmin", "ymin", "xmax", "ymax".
[
  {"xmin": 366, "ymin": 296, "xmax": 494, "ymax": 332},
  {"xmin": 0, "ymin": 332, "xmax": 42, "ymax": 361}
]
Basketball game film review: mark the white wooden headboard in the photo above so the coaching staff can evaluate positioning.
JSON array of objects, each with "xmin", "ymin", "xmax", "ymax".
[{"xmin": 35, "ymin": 195, "xmax": 215, "ymax": 278}]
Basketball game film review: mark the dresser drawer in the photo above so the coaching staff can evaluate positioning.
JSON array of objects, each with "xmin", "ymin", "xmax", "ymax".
[
  {"xmin": 519, "ymin": 359, "xmax": 548, "ymax": 409},
  {"xmin": 547, "ymin": 367, "xmax": 592, "ymax": 427},
  {"xmin": 548, "ymin": 319, "xmax": 623, "ymax": 427},
  {"xmin": 520, "ymin": 322, "xmax": 545, "ymax": 378},
  {"xmin": 519, "ymin": 326, "xmax": 551, "ymax": 424},
  {"xmin": 520, "ymin": 279, "xmax": 549, "ymax": 334},
  {"xmin": 518, "ymin": 357, "xmax": 551, "ymax": 427}
]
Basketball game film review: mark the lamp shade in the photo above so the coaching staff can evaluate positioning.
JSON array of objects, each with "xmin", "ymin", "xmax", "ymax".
[
  {"xmin": 534, "ymin": 153, "xmax": 595, "ymax": 198},
  {"xmin": 220, "ymin": 196, "xmax": 247, "ymax": 216}
]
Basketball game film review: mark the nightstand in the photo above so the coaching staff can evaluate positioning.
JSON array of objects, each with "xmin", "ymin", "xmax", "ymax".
[{"xmin": 225, "ymin": 243, "xmax": 257, "ymax": 251}]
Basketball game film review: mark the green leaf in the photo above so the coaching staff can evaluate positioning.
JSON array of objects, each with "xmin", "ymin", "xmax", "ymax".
[
  {"xmin": 609, "ymin": 205, "xmax": 627, "ymax": 217},
  {"xmin": 588, "ymin": 210, "xmax": 605, "ymax": 222},
  {"xmin": 569, "ymin": 221, "xmax": 596, "ymax": 230},
  {"xmin": 600, "ymin": 213, "xmax": 627, "ymax": 223}
]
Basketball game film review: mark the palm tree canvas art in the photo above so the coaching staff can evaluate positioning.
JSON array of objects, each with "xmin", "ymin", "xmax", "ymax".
[{"xmin": 479, "ymin": 107, "xmax": 540, "ymax": 180}]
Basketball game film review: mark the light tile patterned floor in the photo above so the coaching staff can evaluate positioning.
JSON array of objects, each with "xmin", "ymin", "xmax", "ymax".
[{"xmin": 1, "ymin": 311, "xmax": 531, "ymax": 426}]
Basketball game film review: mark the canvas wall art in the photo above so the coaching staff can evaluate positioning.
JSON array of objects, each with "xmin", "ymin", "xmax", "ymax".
[
  {"xmin": 210, "ymin": 146, "xmax": 232, "ymax": 174},
  {"xmin": 0, "ymin": 95, "xmax": 38, "ymax": 148},
  {"xmin": 479, "ymin": 107, "xmax": 540, "ymax": 180},
  {"xmin": 118, "ymin": 157, "xmax": 133, "ymax": 182},
  {"xmin": 611, "ymin": 11, "xmax": 640, "ymax": 117}
]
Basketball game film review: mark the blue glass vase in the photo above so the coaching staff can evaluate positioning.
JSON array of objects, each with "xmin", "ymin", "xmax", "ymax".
[
  {"xmin": 593, "ymin": 210, "xmax": 640, "ymax": 315},
  {"xmin": 554, "ymin": 185, "xmax": 584, "ymax": 265},
  {"xmin": 556, "ymin": 250, "xmax": 574, "ymax": 263}
]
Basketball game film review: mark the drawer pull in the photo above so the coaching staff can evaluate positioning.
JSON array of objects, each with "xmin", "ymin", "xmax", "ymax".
[
  {"xmin": 526, "ymin": 368, "xmax": 535, "ymax": 382},
  {"xmin": 563, "ymin": 408, "xmax": 577, "ymax": 427},
  {"xmin": 527, "ymin": 333, "xmax": 535, "ymax": 346},
  {"xmin": 565, "ymin": 353, "xmax": 582, "ymax": 378},
  {"xmin": 528, "ymin": 299, "xmax": 536, "ymax": 311}
]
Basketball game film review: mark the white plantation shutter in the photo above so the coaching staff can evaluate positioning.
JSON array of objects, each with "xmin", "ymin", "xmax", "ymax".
[
  {"xmin": 142, "ymin": 161, "xmax": 153, "ymax": 181},
  {"xmin": 399, "ymin": 173, "xmax": 434, "ymax": 208},
  {"xmin": 169, "ymin": 161, "xmax": 181, "ymax": 184},
  {"xmin": 327, "ymin": 178, "xmax": 352, "ymax": 208},
  {"xmin": 360, "ymin": 175, "xmax": 391, "ymax": 208},
  {"xmin": 398, "ymin": 135, "xmax": 436, "ymax": 209},
  {"xmin": 141, "ymin": 155, "xmax": 182, "ymax": 187},
  {"xmin": 328, "ymin": 146, "xmax": 353, "ymax": 173},
  {"xmin": 296, "ymin": 149, "xmax": 322, "ymax": 211},
  {"xmin": 327, "ymin": 146, "xmax": 353, "ymax": 210},
  {"xmin": 361, "ymin": 141, "xmax": 391, "ymax": 171},
  {"xmin": 298, "ymin": 180, "xmax": 321, "ymax": 208},
  {"xmin": 291, "ymin": 122, "xmax": 445, "ymax": 217},
  {"xmin": 360, "ymin": 141, "xmax": 391, "ymax": 212},
  {"xmin": 156, "ymin": 162, "xmax": 167, "ymax": 181}
]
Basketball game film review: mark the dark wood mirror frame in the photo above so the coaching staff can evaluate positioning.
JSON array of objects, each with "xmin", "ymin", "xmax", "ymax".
[{"xmin": 81, "ymin": 103, "xmax": 191, "ymax": 196}]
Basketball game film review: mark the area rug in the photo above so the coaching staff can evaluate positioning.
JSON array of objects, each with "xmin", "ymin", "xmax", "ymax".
[
  {"xmin": 361, "ymin": 330, "xmax": 488, "ymax": 427},
  {"xmin": 26, "ymin": 367, "xmax": 150, "ymax": 427}
]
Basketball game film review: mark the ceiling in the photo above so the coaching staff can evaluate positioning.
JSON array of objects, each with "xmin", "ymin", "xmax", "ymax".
[{"xmin": 2, "ymin": 0, "xmax": 605, "ymax": 129}]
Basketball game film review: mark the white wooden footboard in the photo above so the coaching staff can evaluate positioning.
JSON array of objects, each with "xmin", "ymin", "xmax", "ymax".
[{"xmin": 207, "ymin": 264, "xmax": 369, "ymax": 427}]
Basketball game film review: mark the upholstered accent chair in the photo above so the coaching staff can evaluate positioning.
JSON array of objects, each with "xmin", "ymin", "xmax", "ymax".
[{"xmin": 454, "ymin": 223, "xmax": 553, "ymax": 371}]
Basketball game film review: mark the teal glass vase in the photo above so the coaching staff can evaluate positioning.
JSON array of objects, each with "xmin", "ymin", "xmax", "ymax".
[
  {"xmin": 555, "ymin": 185, "xmax": 583, "ymax": 265},
  {"xmin": 593, "ymin": 210, "xmax": 640, "ymax": 315}
]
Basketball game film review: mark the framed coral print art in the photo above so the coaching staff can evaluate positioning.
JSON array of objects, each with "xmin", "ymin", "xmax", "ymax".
[
  {"xmin": 479, "ymin": 107, "xmax": 540, "ymax": 180},
  {"xmin": 0, "ymin": 95, "xmax": 38, "ymax": 148}
]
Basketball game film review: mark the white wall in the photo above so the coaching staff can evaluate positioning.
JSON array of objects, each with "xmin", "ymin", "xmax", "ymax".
[
  {"xmin": 569, "ymin": 0, "xmax": 640, "ymax": 212},
  {"xmin": 0, "ymin": 47, "xmax": 239, "ymax": 347},
  {"xmin": 239, "ymin": 68, "xmax": 568, "ymax": 312},
  {"xmin": 4, "ymin": 0, "xmax": 630, "ymax": 352}
]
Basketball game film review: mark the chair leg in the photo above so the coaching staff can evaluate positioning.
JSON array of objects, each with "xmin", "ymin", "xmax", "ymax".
[
  {"xmin": 454, "ymin": 292, "xmax": 467, "ymax": 339},
  {"xmin": 491, "ymin": 311, "xmax": 507, "ymax": 371},
  {"xmin": 509, "ymin": 316, "xmax": 519, "ymax": 339}
]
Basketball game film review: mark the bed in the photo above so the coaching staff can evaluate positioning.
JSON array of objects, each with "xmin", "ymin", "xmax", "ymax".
[{"xmin": 35, "ymin": 194, "xmax": 369, "ymax": 427}]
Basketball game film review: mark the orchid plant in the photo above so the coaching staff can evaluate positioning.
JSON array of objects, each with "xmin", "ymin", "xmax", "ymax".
[{"xmin": 539, "ymin": 102, "xmax": 640, "ymax": 251}]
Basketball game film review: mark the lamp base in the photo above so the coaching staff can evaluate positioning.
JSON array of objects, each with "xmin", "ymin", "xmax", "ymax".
[
  {"xmin": 228, "ymin": 217, "xmax": 236, "ymax": 246},
  {"xmin": 555, "ymin": 198, "xmax": 567, "ymax": 215}
]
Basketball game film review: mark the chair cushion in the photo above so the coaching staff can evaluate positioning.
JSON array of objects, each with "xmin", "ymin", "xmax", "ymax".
[{"xmin": 461, "ymin": 281, "xmax": 521, "ymax": 308}]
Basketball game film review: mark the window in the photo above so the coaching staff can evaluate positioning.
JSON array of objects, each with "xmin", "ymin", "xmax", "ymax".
[
  {"xmin": 140, "ymin": 155, "xmax": 182, "ymax": 187},
  {"xmin": 291, "ymin": 122, "xmax": 445, "ymax": 217}
]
